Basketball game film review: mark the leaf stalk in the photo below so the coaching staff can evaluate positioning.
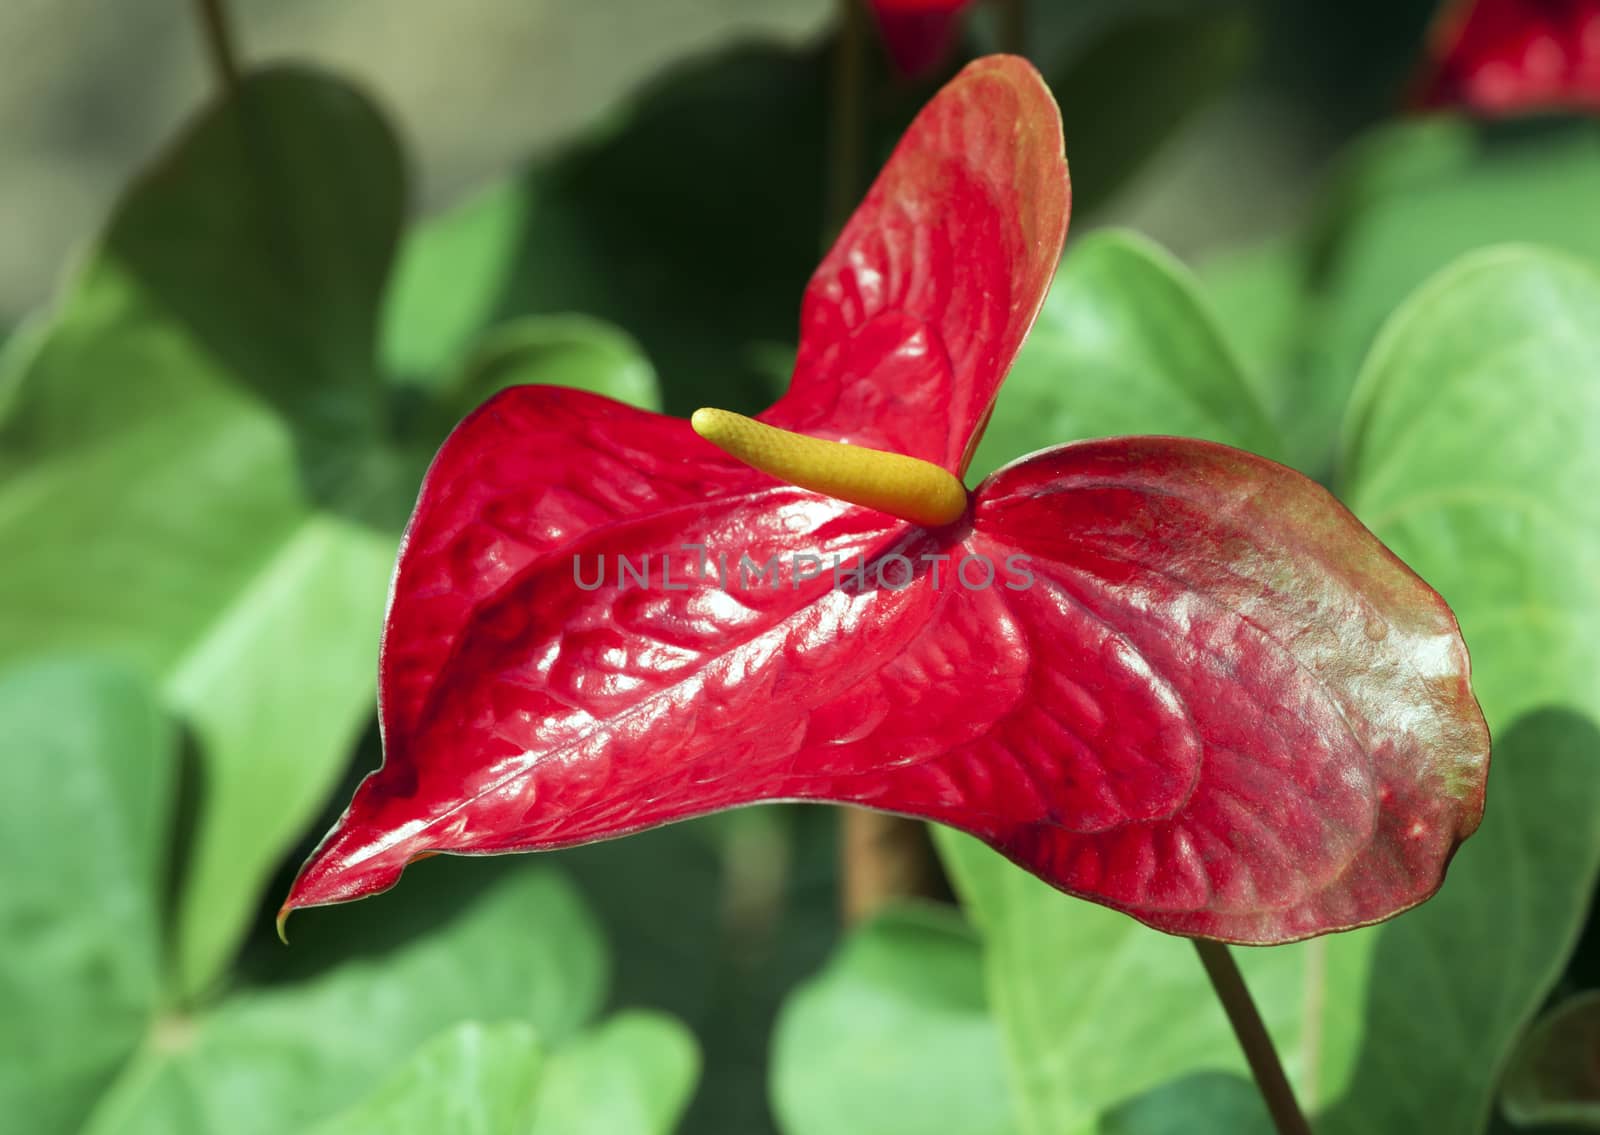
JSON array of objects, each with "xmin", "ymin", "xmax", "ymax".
[{"xmin": 193, "ymin": 0, "xmax": 241, "ymax": 93}]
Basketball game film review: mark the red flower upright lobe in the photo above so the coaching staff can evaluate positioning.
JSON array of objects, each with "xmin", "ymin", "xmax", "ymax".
[
  {"xmin": 1413, "ymin": 0, "xmax": 1600, "ymax": 114},
  {"xmin": 282, "ymin": 56, "xmax": 1490, "ymax": 944}
]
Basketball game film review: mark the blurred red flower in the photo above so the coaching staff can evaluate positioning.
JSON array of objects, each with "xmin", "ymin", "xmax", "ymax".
[
  {"xmin": 869, "ymin": 0, "xmax": 978, "ymax": 77},
  {"xmin": 1413, "ymin": 0, "xmax": 1600, "ymax": 114}
]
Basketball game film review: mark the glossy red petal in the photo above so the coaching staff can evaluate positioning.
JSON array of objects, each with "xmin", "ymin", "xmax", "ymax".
[
  {"xmin": 289, "ymin": 426, "xmax": 1487, "ymax": 943},
  {"xmin": 760, "ymin": 54, "xmax": 1069, "ymax": 475},
  {"xmin": 868, "ymin": 0, "xmax": 978, "ymax": 77},
  {"xmin": 1412, "ymin": 0, "xmax": 1600, "ymax": 115},
  {"xmin": 378, "ymin": 386, "xmax": 769, "ymax": 746},
  {"xmin": 962, "ymin": 438, "xmax": 1490, "ymax": 941}
]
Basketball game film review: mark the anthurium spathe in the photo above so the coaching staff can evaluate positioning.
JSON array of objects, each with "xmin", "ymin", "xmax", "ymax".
[
  {"xmin": 868, "ymin": 0, "xmax": 977, "ymax": 78},
  {"xmin": 282, "ymin": 55, "xmax": 1490, "ymax": 945},
  {"xmin": 1412, "ymin": 0, "xmax": 1600, "ymax": 115}
]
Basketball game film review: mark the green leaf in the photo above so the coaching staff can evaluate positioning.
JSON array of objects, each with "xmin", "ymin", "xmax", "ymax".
[
  {"xmin": 308, "ymin": 1023, "xmax": 545, "ymax": 1135},
  {"xmin": 933, "ymin": 830, "xmax": 1350, "ymax": 1135},
  {"xmin": 448, "ymin": 314, "xmax": 662, "ymax": 416},
  {"xmin": 1098, "ymin": 1072, "xmax": 1268, "ymax": 1134},
  {"xmin": 528, "ymin": 1012, "xmax": 700, "ymax": 1135},
  {"xmin": 968, "ymin": 230, "xmax": 1281, "ymax": 480},
  {"xmin": 771, "ymin": 903, "xmax": 1017, "ymax": 1135},
  {"xmin": 81, "ymin": 867, "xmax": 606, "ymax": 1135},
  {"xmin": 1297, "ymin": 118, "xmax": 1600, "ymax": 472},
  {"xmin": 1196, "ymin": 237, "xmax": 1312, "ymax": 438},
  {"xmin": 1315, "ymin": 709, "xmax": 1600, "ymax": 1135},
  {"xmin": 559, "ymin": 807, "xmax": 841, "ymax": 1135},
  {"xmin": 1324, "ymin": 246, "xmax": 1600, "ymax": 1133},
  {"xmin": 310, "ymin": 1011, "xmax": 698, "ymax": 1135},
  {"xmin": 1341, "ymin": 246, "xmax": 1600, "ymax": 730},
  {"xmin": 1501, "ymin": 989, "xmax": 1600, "ymax": 1128},
  {"xmin": 0, "ymin": 659, "xmax": 174, "ymax": 1135},
  {"xmin": 0, "ymin": 68, "xmax": 416, "ymax": 998}
]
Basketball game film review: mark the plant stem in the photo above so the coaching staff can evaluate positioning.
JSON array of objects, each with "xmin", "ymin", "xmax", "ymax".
[
  {"xmin": 998, "ymin": 0, "xmax": 1026, "ymax": 56},
  {"xmin": 194, "ymin": 0, "xmax": 241, "ymax": 93},
  {"xmin": 840, "ymin": 809, "xmax": 945, "ymax": 923},
  {"xmin": 1193, "ymin": 938, "xmax": 1313, "ymax": 1135},
  {"xmin": 826, "ymin": 0, "xmax": 868, "ymax": 246}
]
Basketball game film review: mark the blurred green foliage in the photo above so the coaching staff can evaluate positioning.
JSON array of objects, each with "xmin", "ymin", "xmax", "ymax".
[{"xmin": 8, "ymin": 2, "xmax": 1600, "ymax": 1133}]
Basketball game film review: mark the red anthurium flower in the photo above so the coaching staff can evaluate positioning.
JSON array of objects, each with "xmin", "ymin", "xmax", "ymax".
[
  {"xmin": 282, "ymin": 56, "xmax": 1490, "ymax": 944},
  {"xmin": 1413, "ymin": 0, "xmax": 1600, "ymax": 114},
  {"xmin": 869, "ymin": 0, "xmax": 978, "ymax": 78}
]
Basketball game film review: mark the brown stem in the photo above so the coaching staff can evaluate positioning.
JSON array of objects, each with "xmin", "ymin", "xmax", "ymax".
[
  {"xmin": 194, "ymin": 0, "xmax": 241, "ymax": 92},
  {"xmin": 998, "ymin": 0, "xmax": 1026, "ymax": 56},
  {"xmin": 825, "ymin": 0, "xmax": 869, "ymax": 247},
  {"xmin": 840, "ymin": 809, "xmax": 943, "ymax": 923},
  {"xmin": 1194, "ymin": 939, "xmax": 1314, "ymax": 1135}
]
